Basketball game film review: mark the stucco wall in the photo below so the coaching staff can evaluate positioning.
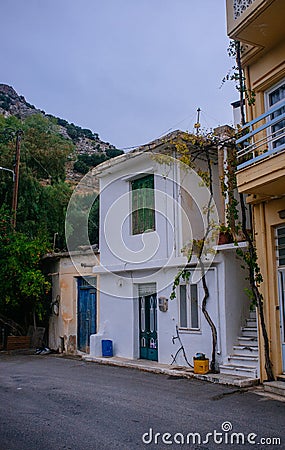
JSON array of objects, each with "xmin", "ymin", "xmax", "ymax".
[
  {"xmin": 91, "ymin": 251, "xmax": 249, "ymax": 369},
  {"xmin": 252, "ymin": 198, "xmax": 285, "ymax": 378},
  {"xmin": 48, "ymin": 251, "xmax": 98, "ymax": 353}
]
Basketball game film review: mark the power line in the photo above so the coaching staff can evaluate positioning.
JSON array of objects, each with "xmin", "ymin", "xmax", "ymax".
[{"xmin": 117, "ymin": 110, "xmax": 200, "ymax": 151}]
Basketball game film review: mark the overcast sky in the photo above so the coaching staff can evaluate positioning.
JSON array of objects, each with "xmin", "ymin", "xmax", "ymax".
[{"xmin": 1, "ymin": 1, "xmax": 236, "ymax": 149}]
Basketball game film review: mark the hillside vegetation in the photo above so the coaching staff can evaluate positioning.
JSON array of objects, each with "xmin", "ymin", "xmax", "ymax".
[{"xmin": 0, "ymin": 85, "xmax": 123, "ymax": 330}]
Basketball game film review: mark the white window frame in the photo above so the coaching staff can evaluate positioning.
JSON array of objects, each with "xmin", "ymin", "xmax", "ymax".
[
  {"xmin": 178, "ymin": 281, "xmax": 200, "ymax": 331},
  {"xmin": 265, "ymin": 78, "xmax": 285, "ymax": 150},
  {"xmin": 276, "ymin": 226, "xmax": 285, "ymax": 268}
]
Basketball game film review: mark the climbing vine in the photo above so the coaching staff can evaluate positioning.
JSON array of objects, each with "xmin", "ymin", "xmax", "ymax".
[
  {"xmin": 222, "ymin": 40, "xmax": 274, "ymax": 381},
  {"xmin": 164, "ymin": 132, "xmax": 220, "ymax": 373}
]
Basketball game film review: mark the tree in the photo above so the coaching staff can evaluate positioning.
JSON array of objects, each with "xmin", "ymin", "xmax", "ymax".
[
  {"xmin": 0, "ymin": 209, "xmax": 51, "ymax": 330},
  {"xmin": 0, "ymin": 114, "xmax": 74, "ymax": 247}
]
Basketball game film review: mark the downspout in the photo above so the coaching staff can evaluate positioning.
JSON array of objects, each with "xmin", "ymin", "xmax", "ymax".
[
  {"xmin": 172, "ymin": 150, "xmax": 180, "ymax": 258},
  {"xmin": 218, "ymin": 145, "xmax": 226, "ymax": 224},
  {"xmin": 259, "ymin": 201, "xmax": 271, "ymax": 378}
]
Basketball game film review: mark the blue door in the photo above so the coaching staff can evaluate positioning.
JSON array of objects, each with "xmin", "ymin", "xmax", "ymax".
[{"xmin": 77, "ymin": 277, "xmax": 97, "ymax": 352}]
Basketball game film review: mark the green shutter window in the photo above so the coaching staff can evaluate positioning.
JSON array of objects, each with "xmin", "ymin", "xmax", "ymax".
[{"xmin": 131, "ymin": 174, "xmax": 155, "ymax": 235}]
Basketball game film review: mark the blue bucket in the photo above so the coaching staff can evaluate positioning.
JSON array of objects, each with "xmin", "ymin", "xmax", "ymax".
[{"xmin": 102, "ymin": 339, "xmax": 113, "ymax": 357}]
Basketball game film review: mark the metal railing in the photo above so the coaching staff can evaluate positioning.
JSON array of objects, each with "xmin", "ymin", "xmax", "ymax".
[{"xmin": 236, "ymin": 98, "xmax": 285, "ymax": 170}]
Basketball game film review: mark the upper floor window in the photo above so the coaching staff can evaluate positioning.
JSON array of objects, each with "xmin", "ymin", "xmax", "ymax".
[
  {"xmin": 131, "ymin": 174, "xmax": 155, "ymax": 235},
  {"xmin": 277, "ymin": 226, "xmax": 285, "ymax": 267},
  {"xmin": 266, "ymin": 80, "xmax": 285, "ymax": 149}
]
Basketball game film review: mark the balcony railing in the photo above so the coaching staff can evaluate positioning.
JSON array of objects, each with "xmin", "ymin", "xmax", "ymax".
[
  {"xmin": 233, "ymin": 0, "xmax": 256, "ymax": 20},
  {"xmin": 236, "ymin": 99, "xmax": 285, "ymax": 170}
]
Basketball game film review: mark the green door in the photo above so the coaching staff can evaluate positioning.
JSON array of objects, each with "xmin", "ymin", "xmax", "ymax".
[{"xmin": 139, "ymin": 293, "xmax": 158, "ymax": 361}]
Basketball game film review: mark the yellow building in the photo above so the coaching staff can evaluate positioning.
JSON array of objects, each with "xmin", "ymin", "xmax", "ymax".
[{"xmin": 226, "ymin": 0, "xmax": 285, "ymax": 381}]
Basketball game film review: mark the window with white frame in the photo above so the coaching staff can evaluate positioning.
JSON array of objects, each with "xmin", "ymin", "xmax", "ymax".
[
  {"xmin": 276, "ymin": 226, "xmax": 285, "ymax": 267},
  {"xmin": 265, "ymin": 80, "xmax": 285, "ymax": 149},
  {"xmin": 179, "ymin": 282, "xmax": 199, "ymax": 329}
]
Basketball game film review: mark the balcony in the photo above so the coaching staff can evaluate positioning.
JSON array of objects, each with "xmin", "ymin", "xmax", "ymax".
[
  {"xmin": 236, "ymin": 99, "xmax": 285, "ymax": 195},
  {"xmin": 226, "ymin": 0, "xmax": 283, "ymax": 55}
]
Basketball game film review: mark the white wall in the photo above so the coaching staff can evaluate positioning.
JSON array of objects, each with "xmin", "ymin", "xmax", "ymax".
[{"xmin": 92, "ymin": 150, "xmax": 250, "ymax": 368}]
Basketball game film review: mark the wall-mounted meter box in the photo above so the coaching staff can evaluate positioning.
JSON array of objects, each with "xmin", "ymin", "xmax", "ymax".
[{"xmin": 158, "ymin": 296, "xmax": 168, "ymax": 312}]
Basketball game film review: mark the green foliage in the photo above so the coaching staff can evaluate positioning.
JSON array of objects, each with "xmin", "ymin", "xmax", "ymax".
[
  {"xmin": 56, "ymin": 120, "xmax": 99, "ymax": 142},
  {"xmin": 105, "ymin": 148, "xmax": 124, "ymax": 158},
  {"xmin": 73, "ymin": 160, "xmax": 90, "ymax": 174},
  {"xmin": 21, "ymin": 114, "xmax": 74, "ymax": 182},
  {"xmin": 221, "ymin": 40, "xmax": 256, "ymax": 107},
  {"xmin": 67, "ymin": 194, "xmax": 99, "ymax": 248},
  {"xmin": 77, "ymin": 152, "xmax": 107, "ymax": 167},
  {"xmin": 0, "ymin": 114, "xmax": 74, "ymax": 246},
  {"xmin": 0, "ymin": 93, "xmax": 12, "ymax": 111},
  {"xmin": 0, "ymin": 209, "xmax": 51, "ymax": 329},
  {"xmin": 73, "ymin": 149, "xmax": 124, "ymax": 174}
]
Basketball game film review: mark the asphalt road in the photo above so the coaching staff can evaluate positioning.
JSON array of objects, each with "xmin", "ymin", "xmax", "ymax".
[{"xmin": 0, "ymin": 354, "xmax": 284, "ymax": 450}]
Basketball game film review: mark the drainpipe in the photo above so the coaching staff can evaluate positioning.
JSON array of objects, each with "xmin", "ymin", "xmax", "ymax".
[
  {"xmin": 218, "ymin": 146, "xmax": 226, "ymax": 224},
  {"xmin": 258, "ymin": 201, "xmax": 271, "ymax": 379}
]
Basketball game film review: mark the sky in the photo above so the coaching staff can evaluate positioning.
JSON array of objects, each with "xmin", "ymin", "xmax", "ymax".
[{"xmin": 1, "ymin": 1, "xmax": 236, "ymax": 150}]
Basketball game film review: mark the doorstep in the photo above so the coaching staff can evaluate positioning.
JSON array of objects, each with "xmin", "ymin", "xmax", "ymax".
[{"xmin": 82, "ymin": 355, "xmax": 259, "ymax": 388}]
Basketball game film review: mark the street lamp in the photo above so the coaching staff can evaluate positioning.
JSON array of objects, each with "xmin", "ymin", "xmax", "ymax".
[{"xmin": 0, "ymin": 166, "xmax": 15, "ymax": 182}]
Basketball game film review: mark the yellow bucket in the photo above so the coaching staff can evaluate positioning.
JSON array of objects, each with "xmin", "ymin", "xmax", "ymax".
[{"xmin": 193, "ymin": 358, "xmax": 209, "ymax": 374}]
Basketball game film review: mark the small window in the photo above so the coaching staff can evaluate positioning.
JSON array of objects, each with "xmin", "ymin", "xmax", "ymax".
[
  {"xmin": 179, "ymin": 283, "xmax": 199, "ymax": 329},
  {"xmin": 277, "ymin": 227, "xmax": 285, "ymax": 267},
  {"xmin": 266, "ymin": 80, "xmax": 285, "ymax": 149},
  {"xmin": 131, "ymin": 174, "xmax": 155, "ymax": 235}
]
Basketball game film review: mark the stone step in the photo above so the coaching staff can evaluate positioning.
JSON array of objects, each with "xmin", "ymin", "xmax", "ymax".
[
  {"xmin": 249, "ymin": 310, "xmax": 257, "ymax": 320},
  {"xmin": 237, "ymin": 336, "xmax": 258, "ymax": 346},
  {"xmin": 241, "ymin": 326, "xmax": 258, "ymax": 337},
  {"xmin": 219, "ymin": 364, "xmax": 258, "ymax": 378},
  {"xmin": 277, "ymin": 374, "xmax": 285, "ymax": 382},
  {"xmin": 228, "ymin": 354, "xmax": 259, "ymax": 368},
  {"xmin": 264, "ymin": 381, "xmax": 285, "ymax": 397},
  {"xmin": 245, "ymin": 318, "xmax": 257, "ymax": 327},
  {"xmin": 233, "ymin": 345, "xmax": 259, "ymax": 357}
]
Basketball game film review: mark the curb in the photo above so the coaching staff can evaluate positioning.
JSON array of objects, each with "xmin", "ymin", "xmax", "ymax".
[{"xmin": 82, "ymin": 355, "xmax": 259, "ymax": 388}]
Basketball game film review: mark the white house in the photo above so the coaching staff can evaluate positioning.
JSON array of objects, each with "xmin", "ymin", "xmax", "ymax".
[{"xmin": 89, "ymin": 130, "xmax": 258, "ymax": 379}]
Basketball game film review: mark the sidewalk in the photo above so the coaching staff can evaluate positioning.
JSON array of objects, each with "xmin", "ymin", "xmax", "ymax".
[{"xmin": 82, "ymin": 354, "xmax": 259, "ymax": 388}]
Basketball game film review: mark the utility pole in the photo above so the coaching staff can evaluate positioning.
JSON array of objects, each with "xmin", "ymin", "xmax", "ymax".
[
  {"xmin": 194, "ymin": 107, "xmax": 201, "ymax": 135},
  {"xmin": 11, "ymin": 130, "xmax": 23, "ymax": 229}
]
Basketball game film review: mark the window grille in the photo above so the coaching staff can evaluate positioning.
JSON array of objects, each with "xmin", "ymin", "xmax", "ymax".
[{"xmin": 277, "ymin": 227, "xmax": 285, "ymax": 267}]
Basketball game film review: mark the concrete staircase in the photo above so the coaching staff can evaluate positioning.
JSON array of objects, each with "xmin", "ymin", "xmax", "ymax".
[
  {"xmin": 264, "ymin": 375, "xmax": 285, "ymax": 397},
  {"xmin": 220, "ymin": 310, "xmax": 259, "ymax": 379}
]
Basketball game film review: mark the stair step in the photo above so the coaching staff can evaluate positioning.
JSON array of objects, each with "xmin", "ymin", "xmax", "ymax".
[
  {"xmin": 249, "ymin": 310, "xmax": 257, "ymax": 320},
  {"xmin": 233, "ymin": 345, "xmax": 258, "ymax": 356},
  {"xmin": 237, "ymin": 336, "xmax": 258, "ymax": 346},
  {"xmin": 245, "ymin": 318, "xmax": 257, "ymax": 327},
  {"xmin": 264, "ymin": 381, "xmax": 285, "ymax": 397},
  {"xmin": 277, "ymin": 374, "xmax": 285, "ymax": 382},
  {"xmin": 220, "ymin": 364, "xmax": 258, "ymax": 378},
  {"xmin": 241, "ymin": 326, "xmax": 258, "ymax": 337},
  {"xmin": 228, "ymin": 354, "xmax": 259, "ymax": 367}
]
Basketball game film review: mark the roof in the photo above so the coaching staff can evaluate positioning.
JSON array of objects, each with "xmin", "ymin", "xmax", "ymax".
[{"xmin": 92, "ymin": 128, "xmax": 231, "ymax": 176}]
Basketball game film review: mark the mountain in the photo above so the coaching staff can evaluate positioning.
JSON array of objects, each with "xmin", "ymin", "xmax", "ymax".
[{"xmin": 0, "ymin": 84, "xmax": 123, "ymax": 181}]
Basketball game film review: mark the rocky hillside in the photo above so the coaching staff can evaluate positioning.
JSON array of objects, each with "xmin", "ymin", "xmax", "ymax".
[{"xmin": 0, "ymin": 84, "xmax": 123, "ymax": 181}]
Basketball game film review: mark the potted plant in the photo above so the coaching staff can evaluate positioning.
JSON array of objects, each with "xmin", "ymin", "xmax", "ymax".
[{"xmin": 218, "ymin": 224, "xmax": 233, "ymax": 245}]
